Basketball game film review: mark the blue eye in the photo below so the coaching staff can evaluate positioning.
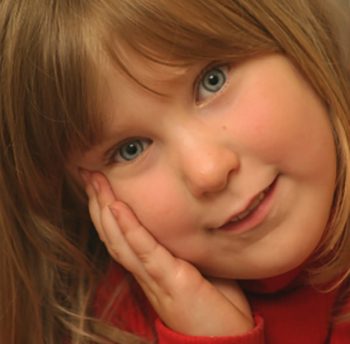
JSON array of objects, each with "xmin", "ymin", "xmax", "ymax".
[
  {"xmin": 197, "ymin": 65, "xmax": 229, "ymax": 103},
  {"xmin": 113, "ymin": 138, "xmax": 151, "ymax": 162}
]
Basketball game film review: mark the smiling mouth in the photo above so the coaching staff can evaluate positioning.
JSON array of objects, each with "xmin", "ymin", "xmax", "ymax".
[{"xmin": 218, "ymin": 177, "xmax": 277, "ymax": 228}]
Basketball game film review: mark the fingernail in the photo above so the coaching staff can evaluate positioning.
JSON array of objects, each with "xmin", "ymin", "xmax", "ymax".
[
  {"xmin": 91, "ymin": 178, "xmax": 100, "ymax": 193},
  {"xmin": 109, "ymin": 206, "xmax": 119, "ymax": 219}
]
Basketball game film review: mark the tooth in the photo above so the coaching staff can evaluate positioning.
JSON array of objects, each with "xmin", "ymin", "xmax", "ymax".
[
  {"xmin": 250, "ymin": 193, "xmax": 263, "ymax": 209},
  {"xmin": 230, "ymin": 191, "xmax": 266, "ymax": 223}
]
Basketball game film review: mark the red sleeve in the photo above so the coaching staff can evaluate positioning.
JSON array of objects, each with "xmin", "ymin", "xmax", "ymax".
[
  {"xmin": 330, "ymin": 295, "xmax": 350, "ymax": 344},
  {"xmin": 95, "ymin": 263, "xmax": 265, "ymax": 343},
  {"xmin": 155, "ymin": 314, "xmax": 265, "ymax": 344},
  {"xmin": 330, "ymin": 322, "xmax": 350, "ymax": 344}
]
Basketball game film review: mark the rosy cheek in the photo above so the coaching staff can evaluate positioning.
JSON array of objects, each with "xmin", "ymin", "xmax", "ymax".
[{"xmin": 108, "ymin": 173, "xmax": 191, "ymax": 243}]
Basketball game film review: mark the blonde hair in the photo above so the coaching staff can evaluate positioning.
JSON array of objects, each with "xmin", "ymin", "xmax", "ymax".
[{"xmin": 0, "ymin": 0, "xmax": 349, "ymax": 343}]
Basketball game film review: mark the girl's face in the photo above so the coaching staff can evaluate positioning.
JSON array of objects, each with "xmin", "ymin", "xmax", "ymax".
[{"xmin": 76, "ymin": 53, "xmax": 337, "ymax": 279}]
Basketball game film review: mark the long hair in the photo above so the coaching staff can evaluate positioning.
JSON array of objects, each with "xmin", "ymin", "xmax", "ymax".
[{"xmin": 0, "ymin": 0, "xmax": 349, "ymax": 343}]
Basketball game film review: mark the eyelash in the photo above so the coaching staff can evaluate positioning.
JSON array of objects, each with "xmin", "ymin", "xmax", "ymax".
[
  {"xmin": 195, "ymin": 63, "xmax": 231, "ymax": 104},
  {"xmin": 106, "ymin": 137, "xmax": 152, "ymax": 165}
]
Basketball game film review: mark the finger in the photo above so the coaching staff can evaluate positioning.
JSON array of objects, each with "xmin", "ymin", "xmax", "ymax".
[
  {"xmin": 90, "ymin": 172, "xmax": 116, "ymax": 208},
  {"xmin": 103, "ymin": 203, "xmax": 175, "ymax": 306},
  {"xmin": 109, "ymin": 202, "xmax": 185, "ymax": 290},
  {"xmin": 87, "ymin": 185, "xmax": 106, "ymax": 242},
  {"xmin": 100, "ymin": 204, "xmax": 150, "ymax": 276},
  {"xmin": 86, "ymin": 172, "xmax": 150, "ymax": 277},
  {"xmin": 79, "ymin": 169, "xmax": 106, "ymax": 241},
  {"xmin": 209, "ymin": 278, "xmax": 252, "ymax": 320},
  {"xmin": 89, "ymin": 172, "xmax": 116, "ymax": 242}
]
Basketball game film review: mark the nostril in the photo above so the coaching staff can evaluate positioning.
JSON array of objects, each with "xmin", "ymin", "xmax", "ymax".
[{"xmin": 185, "ymin": 154, "xmax": 239, "ymax": 197}]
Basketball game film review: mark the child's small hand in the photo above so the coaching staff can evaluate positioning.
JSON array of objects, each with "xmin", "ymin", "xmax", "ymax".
[{"xmin": 85, "ymin": 172, "xmax": 253, "ymax": 337}]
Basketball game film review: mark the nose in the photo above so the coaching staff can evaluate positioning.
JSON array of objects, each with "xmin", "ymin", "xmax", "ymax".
[{"xmin": 177, "ymin": 132, "xmax": 240, "ymax": 197}]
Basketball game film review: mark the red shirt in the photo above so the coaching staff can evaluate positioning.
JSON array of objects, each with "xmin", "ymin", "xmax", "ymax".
[{"xmin": 94, "ymin": 263, "xmax": 350, "ymax": 343}]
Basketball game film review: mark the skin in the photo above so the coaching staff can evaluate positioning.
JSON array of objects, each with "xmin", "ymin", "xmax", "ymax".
[{"xmin": 77, "ymin": 53, "xmax": 337, "ymax": 336}]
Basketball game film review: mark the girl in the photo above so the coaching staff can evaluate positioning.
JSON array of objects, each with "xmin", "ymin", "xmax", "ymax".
[{"xmin": 0, "ymin": 0, "xmax": 349, "ymax": 343}]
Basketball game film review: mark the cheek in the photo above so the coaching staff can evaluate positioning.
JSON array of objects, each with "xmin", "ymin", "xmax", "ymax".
[
  {"xmin": 107, "ymin": 169, "xmax": 192, "ymax": 242},
  {"xmin": 231, "ymin": 87, "xmax": 335, "ymax": 176}
]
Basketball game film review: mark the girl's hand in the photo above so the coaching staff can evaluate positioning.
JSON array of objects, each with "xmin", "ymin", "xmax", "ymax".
[{"xmin": 85, "ymin": 172, "xmax": 253, "ymax": 337}]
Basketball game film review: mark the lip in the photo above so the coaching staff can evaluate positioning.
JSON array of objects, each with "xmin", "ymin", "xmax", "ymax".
[{"xmin": 215, "ymin": 176, "xmax": 279, "ymax": 234}]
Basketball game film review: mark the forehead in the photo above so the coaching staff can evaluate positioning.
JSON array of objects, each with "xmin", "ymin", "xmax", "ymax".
[
  {"xmin": 99, "ymin": 43, "xmax": 203, "ymax": 121},
  {"xmin": 112, "ymin": 44, "xmax": 194, "ymax": 85}
]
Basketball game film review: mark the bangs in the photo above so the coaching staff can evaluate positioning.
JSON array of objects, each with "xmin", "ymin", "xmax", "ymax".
[
  {"xmin": 48, "ymin": 0, "xmax": 281, "ymax": 154},
  {"xmin": 18, "ymin": 0, "xmax": 346, "ymax": 163},
  {"xmin": 102, "ymin": 0, "xmax": 279, "ymax": 66},
  {"xmin": 113, "ymin": 0, "xmax": 274, "ymax": 59},
  {"xmin": 23, "ymin": 1, "xmax": 108, "ymax": 161}
]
